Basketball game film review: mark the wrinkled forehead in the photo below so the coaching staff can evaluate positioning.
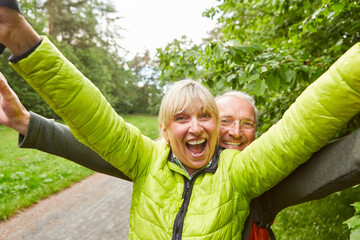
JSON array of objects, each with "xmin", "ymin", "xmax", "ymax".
[{"xmin": 216, "ymin": 96, "xmax": 255, "ymax": 120}]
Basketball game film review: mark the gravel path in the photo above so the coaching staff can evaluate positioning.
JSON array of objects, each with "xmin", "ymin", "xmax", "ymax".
[{"xmin": 0, "ymin": 173, "xmax": 133, "ymax": 240}]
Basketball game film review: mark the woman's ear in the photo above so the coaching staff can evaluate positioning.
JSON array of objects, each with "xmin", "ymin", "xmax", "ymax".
[{"xmin": 162, "ymin": 127, "xmax": 169, "ymax": 142}]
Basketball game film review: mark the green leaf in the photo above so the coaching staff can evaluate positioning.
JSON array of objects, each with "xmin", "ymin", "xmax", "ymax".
[
  {"xmin": 268, "ymin": 72, "xmax": 280, "ymax": 91},
  {"xmin": 327, "ymin": 11, "xmax": 335, "ymax": 19},
  {"xmin": 252, "ymin": 44, "xmax": 264, "ymax": 51},
  {"xmin": 333, "ymin": 39, "xmax": 344, "ymax": 52},
  {"xmin": 239, "ymin": 73, "xmax": 248, "ymax": 83},
  {"xmin": 250, "ymin": 64, "xmax": 257, "ymax": 73},
  {"xmin": 278, "ymin": 69, "xmax": 287, "ymax": 83},
  {"xmin": 335, "ymin": 39, "xmax": 344, "ymax": 46},
  {"xmin": 285, "ymin": 70, "xmax": 294, "ymax": 83},
  {"xmin": 331, "ymin": 3, "xmax": 345, "ymax": 17},
  {"xmin": 254, "ymin": 79, "xmax": 266, "ymax": 96},
  {"xmin": 307, "ymin": 24, "xmax": 317, "ymax": 33},
  {"xmin": 232, "ymin": 54, "xmax": 243, "ymax": 65},
  {"xmin": 352, "ymin": 202, "xmax": 360, "ymax": 214},
  {"xmin": 216, "ymin": 79, "xmax": 225, "ymax": 89},
  {"xmin": 214, "ymin": 45, "xmax": 223, "ymax": 61},
  {"xmin": 350, "ymin": 228, "xmax": 360, "ymax": 240},
  {"xmin": 246, "ymin": 73, "xmax": 260, "ymax": 83},
  {"xmin": 226, "ymin": 74, "xmax": 237, "ymax": 82},
  {"xmin": 233, "ymin": 45, "xmax": 253, "ymax": 54},
  {"xmin": 344, "ymin": 216, "xmax": 360, "ymax": 229},
  {"xmin": 245, "ymin": 63, "xmax": 255, "ymax": 73}
]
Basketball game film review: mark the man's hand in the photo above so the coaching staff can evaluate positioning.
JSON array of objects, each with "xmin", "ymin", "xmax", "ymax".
[
  {"xmin": 0, "ymin": 2, "xmax": 41, "ymax": 56},
  {"xmin": 0, "ymin": 72, "xmax": 30, "ymax": 135}
]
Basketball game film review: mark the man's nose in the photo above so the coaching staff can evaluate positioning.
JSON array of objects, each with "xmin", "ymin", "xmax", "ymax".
[{"xmin": 229, "ymin": 122, "xmax": 243, "ymax": 138}]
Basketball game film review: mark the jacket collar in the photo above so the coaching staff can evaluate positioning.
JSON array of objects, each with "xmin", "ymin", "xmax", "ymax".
[{"xmin": 167, "ymin": 144, "xmax": 223, "ymax": 177}]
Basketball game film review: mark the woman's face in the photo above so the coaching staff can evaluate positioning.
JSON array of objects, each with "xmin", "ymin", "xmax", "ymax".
[{"xmin": 162, "ymin": 101, "xmax": 218, "ymax": 175}]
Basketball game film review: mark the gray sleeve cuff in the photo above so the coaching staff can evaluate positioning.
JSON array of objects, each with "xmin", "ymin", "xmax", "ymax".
[{"xmin": 18, "ymin": 111, "xmax": 54, "ymax": 148}]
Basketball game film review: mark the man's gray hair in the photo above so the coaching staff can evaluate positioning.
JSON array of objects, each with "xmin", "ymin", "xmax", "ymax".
[{"xmin": 215, "ymin": 91, "xmax": 259, "ymax": 127}]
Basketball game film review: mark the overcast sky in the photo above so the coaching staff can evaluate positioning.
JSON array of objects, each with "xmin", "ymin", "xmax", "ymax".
[{"xmin": 113, "ymin": 0, "xmax": 219, "ymax": 59}]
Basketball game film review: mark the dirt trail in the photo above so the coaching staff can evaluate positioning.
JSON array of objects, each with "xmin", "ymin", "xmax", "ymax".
[{"xmin": 0, "ymin": 173, "xmax": 132, "ymax": 240}]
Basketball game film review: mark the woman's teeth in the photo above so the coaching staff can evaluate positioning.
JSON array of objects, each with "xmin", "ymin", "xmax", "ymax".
[{"xmin": 188, "ymin": 139, "xmax": 205, "ymax": 145}]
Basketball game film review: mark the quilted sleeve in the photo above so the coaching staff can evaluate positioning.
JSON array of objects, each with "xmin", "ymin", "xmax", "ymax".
[
  {"xmin": 10, "ymin": 37, "xmax": 155, "ymax": 180},
  {"xmin": 231, "ymin": 43, "xmax": 360, "ymax": 199}
]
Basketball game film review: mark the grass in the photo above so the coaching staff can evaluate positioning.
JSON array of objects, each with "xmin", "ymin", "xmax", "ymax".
[
  {"xmin": 0, "ymin": 114, "xmax": 158, "ymax": 221},
  {"xmin": 272, "ymin": 186, "xmax": 359, "ymax": 239},
  {"xmin": 122, "ymin": 114, "xmax": 159, "ymax": 139},
  {"xmin": 0, "ymin": 125, "xmax": 93, "ymax": 221}
]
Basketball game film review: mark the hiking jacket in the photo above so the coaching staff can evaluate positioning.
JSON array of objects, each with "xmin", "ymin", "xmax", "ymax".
[{"xmin": 11, "ymin": 37, "xmax": 360, "ymax": 239}]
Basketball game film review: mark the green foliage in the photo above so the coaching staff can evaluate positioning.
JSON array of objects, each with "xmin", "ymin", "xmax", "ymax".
[
  {"xmin": 157, "ymin": 0, "xmax": 360, "ymax": 135},
  {"xmin": 157, "ymin": 37, "xmax": 204, "ymax": 82},
  {"xmin": 344, "ymin": 201, "xmax": 360, "ymax": 240}
]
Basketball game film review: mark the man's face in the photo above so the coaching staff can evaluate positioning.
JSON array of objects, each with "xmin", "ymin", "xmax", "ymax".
[{"xmin": 216, "ymin": 96, "xmax": 256, "ymax": 151}]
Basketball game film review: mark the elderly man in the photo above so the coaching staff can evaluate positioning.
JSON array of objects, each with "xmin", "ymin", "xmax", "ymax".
[
  {"xmin": 217, "ymin": 91, "xmax": 360, "ymax": 239},
  {"xmin": 0, "ymin": 75, "xmax": 359, "ymax": 239},
  {"xmin": 216, "ymin": 90, "xmax": 360, "ymax": 239}
]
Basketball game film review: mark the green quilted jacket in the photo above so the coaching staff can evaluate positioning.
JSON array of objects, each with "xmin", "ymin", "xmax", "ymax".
[{"xmin": 11, "ymin": 37, "xmax": 360, "ymax": 239}]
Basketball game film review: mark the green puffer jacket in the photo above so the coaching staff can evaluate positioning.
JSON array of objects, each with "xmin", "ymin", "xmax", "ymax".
[{"xmin": 11, "ymin": 37, "xmax": 360, "ymax": 239}]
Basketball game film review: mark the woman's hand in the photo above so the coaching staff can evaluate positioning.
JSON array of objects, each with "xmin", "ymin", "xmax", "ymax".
[{"xmin": 0, "ymin": 72, "xmax": 30, "ymax": 135}]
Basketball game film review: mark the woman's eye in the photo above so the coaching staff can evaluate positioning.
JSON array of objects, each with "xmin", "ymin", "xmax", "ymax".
[
  {"xmin": 201, "ymin": 113, "xmax": 211, "ymax": 118},
  {"xmin": 176, "ymin": 115, "xmax": 185, "ymax": 121}
]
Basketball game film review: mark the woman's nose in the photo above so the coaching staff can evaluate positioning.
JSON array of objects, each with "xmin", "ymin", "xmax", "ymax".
[{"xmin": 189, "ymin": 118, "xmax": 203, "ymax": 135}]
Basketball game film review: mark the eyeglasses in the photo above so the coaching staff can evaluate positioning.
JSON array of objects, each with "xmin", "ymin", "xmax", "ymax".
[{"xmin": 220, "ymin": 119, "xmax": 255, "ymax": 129}]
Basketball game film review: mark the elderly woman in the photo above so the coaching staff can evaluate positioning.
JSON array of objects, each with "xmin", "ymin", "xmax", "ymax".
[{"xmin": 1, "ymin": 2, "xmax": 360, "ymax": 239}]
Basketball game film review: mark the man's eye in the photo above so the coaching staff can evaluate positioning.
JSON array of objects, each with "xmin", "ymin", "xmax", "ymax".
[
  {"xmin": 241, "ymin": 120, "xmax": 255, "ymax": 128},
  {"xmin": 242, "ymin": 121, "xmax": 253, "ymax": 126},
  {"xmin": 220, "ymin": 119, "xmax": 231, "ymax": 125}
]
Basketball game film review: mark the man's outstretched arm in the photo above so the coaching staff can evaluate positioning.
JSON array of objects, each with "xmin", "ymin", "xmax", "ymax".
[
  {"xmin": 19, "ymin": 112, "xmax": 131, "ymax": 181},
  {"xmin": 256, "ymin": 129, "xmax": 360, "ymax": 227}
]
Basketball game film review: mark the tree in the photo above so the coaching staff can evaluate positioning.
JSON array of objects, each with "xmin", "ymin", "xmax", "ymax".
[
  {"xmin": 157, "ymin": 0, "xmax": 360, "ymax": 135},
  {"xmin": 0, "ymin": 0, "xmax": 147, "ymax": 118},
  {"xmin": 127, "ymin": 51, "xmax": 164, "ymax": 115}
]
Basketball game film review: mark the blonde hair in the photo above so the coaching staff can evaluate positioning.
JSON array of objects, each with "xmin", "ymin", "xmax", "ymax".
[{"xmin": 158, "ymin": 79, "xmax": 219, "ymax": 135}]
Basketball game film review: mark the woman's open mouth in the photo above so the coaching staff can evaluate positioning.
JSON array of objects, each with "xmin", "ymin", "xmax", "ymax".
[{"xmin": 186, "ymin": 139, "xmax": 207, "ymax": 157}]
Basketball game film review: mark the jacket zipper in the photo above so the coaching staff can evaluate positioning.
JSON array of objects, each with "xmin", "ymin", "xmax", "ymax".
[
  {"xmin": 171, "ymin": 176, "xmax": 196, "ymax": 240},
  {"xmin": 169, "ymin": 146, "xmax": 222, "ymax": 240}
]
